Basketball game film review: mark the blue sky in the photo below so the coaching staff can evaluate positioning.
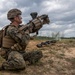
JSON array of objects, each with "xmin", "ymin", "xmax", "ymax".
[{"xmin": 0, "ymin": 0, "xmax": 75, "ymax": 37}]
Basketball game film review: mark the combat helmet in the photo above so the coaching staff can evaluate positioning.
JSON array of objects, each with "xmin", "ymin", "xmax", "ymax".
[{"xmin": 7, "ymin": 8, "xmax": 22, "ymax": 20}]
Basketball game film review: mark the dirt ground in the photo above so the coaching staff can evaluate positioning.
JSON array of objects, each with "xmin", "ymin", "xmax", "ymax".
[{"xmin": 0, "ymin": 40, "xmax": 75, "ymax": 75}]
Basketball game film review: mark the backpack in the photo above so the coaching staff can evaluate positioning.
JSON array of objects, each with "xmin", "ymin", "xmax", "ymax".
[
  {"xmin": 0, "ymin": 29, "xmax": 4, "ymax": 47},
  {"xmin": 0, "ymin": 25, "xmax": 10, "ymax": 47}
]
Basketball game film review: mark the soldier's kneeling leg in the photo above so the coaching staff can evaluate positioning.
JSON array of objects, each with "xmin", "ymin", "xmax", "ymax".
[
  {"xmin": 23, "ymin": 50, "xmax": 43, "ymax": 64},
  {"xmin": 2, "ymin": 51, "xmax": 26, "ymax": 71}
]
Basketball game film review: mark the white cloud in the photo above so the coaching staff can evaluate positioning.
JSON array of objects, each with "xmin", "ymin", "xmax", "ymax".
[
  {"xmin": 40, "ymin": 0, "xmax": 69, "ymax": 14},
  {"xmin": 50, "ymin": 23, "xmax": 62, "ymax": 29},
  {"xmin": 68, "ymin": 24, "xmax": 73, "ymax": 28},
  {"xmin": 0, "ymin": 0, "xmax": 75, "ymax": 37},
  {"xmin": 21, "ymin": 7, "xmax": 30, "ymax": 13},
  {"xmin": 64, "ymin": 28, "xmax": 75, "ymax": 34},
  {"xmin": 38, "ymin": 30, "xmax": 52, "ymax": 37},
  {"xmin": 0, "ymin": 0, "xmax": 17, "ymax": 11},
  {"xmin": 41, "ymin": 1, "xmax": 61, "ymax": 12}
]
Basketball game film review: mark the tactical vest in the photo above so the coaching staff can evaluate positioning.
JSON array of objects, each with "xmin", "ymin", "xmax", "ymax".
[
  {"xmin": 2, "ymin": 36, "xmax": 16, "ymax": 48},
  {"xmin": 2, "ymin": 25, "xmax": 22, "ymax": 51},
  {"xmin": 2, "ymin": 25, "xmax": 14, "ymax": 48}
]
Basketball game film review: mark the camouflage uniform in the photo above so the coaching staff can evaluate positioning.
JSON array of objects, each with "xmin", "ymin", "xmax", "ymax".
[
  {"xmin": 0, "ymin": 9, "xmax": 44, "ymax": 71},
  {"xmin": 0, "ymin": 8, "xmax": 49, "ymax": 71},
  {"xmin": 1, "ymin": 24, "xmax": 43, "ymax": 71}
]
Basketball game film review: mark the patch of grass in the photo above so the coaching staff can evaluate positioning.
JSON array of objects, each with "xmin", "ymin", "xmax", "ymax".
[
  {"xmin": 70, "ymin": 58, "xmax": 75, "ymax": 69},
  {"xmin": 35, "ymin": 61, "xmax": 44, "ymax": 66},
  {"xmin": 56, "ymin": 53, "xmax": 65, "ymax": 59},
  {"xmin": 48, "ymin": 59, "xmax": 54, "ymax": 64},
  {"xmin": 65, "ymin": 57, "xmax": 75, "ymax": 69},
  {"xmin": 35, "ymin": 36, "xmax": 53, "ymax": 40},
  {"xmin": 49, "ymin": 50, "xmax": 57, "ymax": 55},
  {"xmin": 72, "ymin": 73, "xmax": 75, "ymax": 75},
  {"xmin": 0, "ymin": 73, "xmax": 3, "ymax": 75},
  {"xmin": 65, "ymin": 58, "xmax": 71, "ymax": 62},
  {"xmin": 38, "ymin": 48, "xmax": 46, "ymax": 51}
]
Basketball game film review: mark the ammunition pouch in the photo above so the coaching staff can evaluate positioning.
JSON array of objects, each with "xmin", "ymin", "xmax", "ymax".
[
  {"xmin": 2, "ymin": 36, "xmax": 23, "ymax": 51},
  {"xmin": 0, "ymin": 48, "xmax": 6, "ymax": 56},
  {"xmin": 2, "ymin": 36, "xmax": 16, "ymax": 48},
  {"xmin": 11, "ymin": 43, "xmax": 22, "ymax": 51}
]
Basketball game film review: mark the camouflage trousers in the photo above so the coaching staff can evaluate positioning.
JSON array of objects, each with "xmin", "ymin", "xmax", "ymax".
[{"xmin": 2, "ymin": 50, "xmax": 43, "ymax": 71}]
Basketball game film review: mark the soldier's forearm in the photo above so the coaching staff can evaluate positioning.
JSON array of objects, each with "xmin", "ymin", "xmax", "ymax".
[
  {"xmin": 18, "ymin": 18, "xmax": 42, "ymax": 33},
  {"xmin": 18, "ymin": 14, "xmax": 50, "ymax": 33}
]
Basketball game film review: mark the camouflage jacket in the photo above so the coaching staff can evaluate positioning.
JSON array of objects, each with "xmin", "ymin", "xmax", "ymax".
[
  {"xmin": 5, "ymin": 24, "xmax": 30, "ymax": 49},
  {"xmin": 2, "ymin": 22, "xmax": 42, "ymax": 50}
]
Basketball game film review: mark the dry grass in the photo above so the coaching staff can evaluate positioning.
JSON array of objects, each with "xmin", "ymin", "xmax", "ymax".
[{"xmin": 0, "ymin": 39, "xmax": 75, "ymax": 75}]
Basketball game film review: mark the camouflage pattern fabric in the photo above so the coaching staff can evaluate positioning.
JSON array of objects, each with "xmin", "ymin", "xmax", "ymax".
[
  {"xmin": 2, "ymin": 50, "xmax": 43, "ymax": 71},
  {"xmin": 1, "ymin": 24, "xmax": 43, "ymax": 71},
  {"xmin": 2, "ymin": 51, "xmax": 26, "ymax": 71},
  {"xmin": 22, "ymin": 50, "xmax": 43, "ymax": 64},
  {"xmin": 6, "ymin": 25, "xmax": 30, "ymax": 49},
  {"xmin": 7, "ymin": 9, "xmax": 22, "ymax": 20},
  {"xmin": 0, "ymin": 9, "xmax": 50, "ymax": 70}
]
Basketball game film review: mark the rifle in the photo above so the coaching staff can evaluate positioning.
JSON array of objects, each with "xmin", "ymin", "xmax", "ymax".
[{"xmin": 36, "ymin": 40, "xmax": 57, "ymax": 48}]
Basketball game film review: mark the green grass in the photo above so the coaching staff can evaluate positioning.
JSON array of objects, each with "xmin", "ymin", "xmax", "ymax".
[
  {"xmin": 65, "ymin": 57, "xmax": 75, "ymax": 69},
  {"xmin": 34, "ymin": 36, "xmax": 54, "ymax": 40},
  {"xmin": 56, "ymin": 53, "xmax": 65, "ymax": 59}
]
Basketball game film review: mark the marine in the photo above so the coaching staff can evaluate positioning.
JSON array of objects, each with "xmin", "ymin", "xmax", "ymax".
[{"xmin": 0, "ymin": 8, "xmax": 50, "ymax": 71}]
